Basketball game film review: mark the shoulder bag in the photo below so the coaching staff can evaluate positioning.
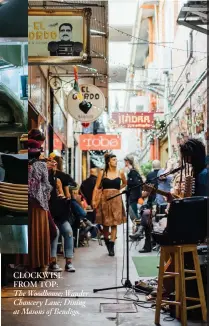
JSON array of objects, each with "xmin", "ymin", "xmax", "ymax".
[{"xmin": 92, "ymin": 170, "xmax": 105, "ymax": 209}]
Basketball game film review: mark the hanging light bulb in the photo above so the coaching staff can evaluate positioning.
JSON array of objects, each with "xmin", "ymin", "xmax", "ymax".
[{"xmin": 62, "ymin": 82, "xmax": 73, "ymax": 94}]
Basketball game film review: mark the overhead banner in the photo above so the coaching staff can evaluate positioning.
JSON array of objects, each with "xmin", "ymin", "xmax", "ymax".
[
  {"xmin": 79, "ymin": 134, "xmax": 121, "ymax": 151},
  {"xmin": 112, "ymin": 112, "xmax": 154, "ymax": 129}
]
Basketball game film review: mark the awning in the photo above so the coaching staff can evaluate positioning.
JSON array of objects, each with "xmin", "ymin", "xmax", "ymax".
[
  {"xmin": 0, "ymin": 0, "xmax": 27, "ymax": 38},
  {"xmin": 177, "ymin": 1, "xmax": 208, "ymax": 35}
]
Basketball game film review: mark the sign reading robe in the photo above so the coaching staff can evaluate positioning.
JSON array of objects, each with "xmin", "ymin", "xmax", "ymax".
[{"xmin": 79, "ymin": 134, "xmax": 121, "ymax": 151}]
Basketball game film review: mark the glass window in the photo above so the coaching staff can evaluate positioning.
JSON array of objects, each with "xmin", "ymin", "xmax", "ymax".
[
  {"xmin": 28, "ymin": 66, "xmax": 47, "ymax": 118},
  {"xmin": 53, "ymin": 96, "xmax": 67, "ymax": 145}
]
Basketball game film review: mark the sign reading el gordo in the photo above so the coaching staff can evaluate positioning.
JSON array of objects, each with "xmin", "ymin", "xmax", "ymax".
[{"xmin": 67, "ymin": 84, "xmax": 105, "ymax": 123}]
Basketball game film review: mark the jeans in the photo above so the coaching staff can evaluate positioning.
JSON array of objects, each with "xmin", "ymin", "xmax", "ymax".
[
  {"xmin": 51, "ymin": 221, "xmax": 74, "ymax": 259},
  {"xmin": 71, "ymin": 199, "xmax": 87, "ymax": 218},
  {"xmin": 129, "ymin": 202, "xmax": 138, "ymax": 220}
]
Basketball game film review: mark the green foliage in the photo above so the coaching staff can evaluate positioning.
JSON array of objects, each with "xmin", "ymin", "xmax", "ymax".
[{"xmin": 141, "ymin": 161, "xmax": 152, "ymax": 177}]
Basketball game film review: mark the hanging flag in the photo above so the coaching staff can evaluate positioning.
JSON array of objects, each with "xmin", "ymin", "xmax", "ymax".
[{"xmin": 73, "ymin": 66, "xmax": 83, "ymax": 101}]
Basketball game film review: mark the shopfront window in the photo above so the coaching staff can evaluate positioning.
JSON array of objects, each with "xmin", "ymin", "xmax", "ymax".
[
  {"xmin": 53, "ymin": 96, "xmax": 67, "ymax": 146},
  {"xmin": 0, "ymin": 66, "xmax": 27, "ymax": 100},
  {"xmin": 28, "ymin": 66, "xmax": 47, "ymax": 118}
]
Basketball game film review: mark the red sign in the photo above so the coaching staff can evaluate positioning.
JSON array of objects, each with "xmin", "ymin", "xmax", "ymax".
[
  {"xmin": 79, "ymin": 134, "xmax": 121, "ymax": 150},
  {"xmin": 112, "ymin": 112, "xmax": 154, "ymax": 129}
]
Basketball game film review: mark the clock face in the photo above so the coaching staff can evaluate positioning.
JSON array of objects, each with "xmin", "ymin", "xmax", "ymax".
[{"xmin": 67, "ymin": 84, "xmax": 105, "ymax": 123}]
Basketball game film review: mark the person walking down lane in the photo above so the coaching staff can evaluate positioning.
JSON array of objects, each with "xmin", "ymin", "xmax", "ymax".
[
  {"xmin": 93, "ymin": 153, "xmax": 127, "ymax": 257},
  {"xmin": 124, "ymin": 155, "xmax": 143, "ymax": 221}
]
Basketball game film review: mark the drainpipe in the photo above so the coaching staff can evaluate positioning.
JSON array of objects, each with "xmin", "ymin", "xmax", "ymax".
[{"xmin": 164, "ymin": 71, "xmax": 172, "ymax": 158}]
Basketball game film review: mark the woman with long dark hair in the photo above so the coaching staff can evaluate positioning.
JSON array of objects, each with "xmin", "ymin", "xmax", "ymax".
[
  {"xmin": 180, "ymin": 138, "xmax": 209, "ymax": 196},
  {"xmin": 93, "ymin": 153, "xmax": 127, "ymax": 256}
]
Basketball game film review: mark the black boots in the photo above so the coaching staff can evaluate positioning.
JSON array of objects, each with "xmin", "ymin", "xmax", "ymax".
[
  {"xmin": 104, "ymin": 238, "xmax": 110, "ymax": 253},
  {"xmin": 129, "ymin": 225, "xmax": 145, "ymax": 241},
  {"xmin": 104, "ymin": 239, "xmax": 115, "ymax": 256},
  {"xmin": 108, "ymin": 241, "xmax": 115, "ymax": 256},
  {"xmin": 139, "ymin": 230, "xmax": 152, "ymax": 253}
]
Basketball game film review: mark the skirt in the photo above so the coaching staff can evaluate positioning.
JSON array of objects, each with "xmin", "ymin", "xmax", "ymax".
[
  {"xmin": 96, "ymin": 189, "xmax": 126, "ymax": 226},
  {"xmin": 16, "ymin": 202, "xmax": 51, "ymax": 269},
  {"xmin": 29, "ymin": 204, "xmax": 51, "ymax": 268}
]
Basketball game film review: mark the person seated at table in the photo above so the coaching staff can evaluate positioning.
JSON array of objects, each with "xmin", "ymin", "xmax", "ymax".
[
  {"xmin": 79, "ymin": 168, "xmax": 98, "ymax": 223},
  {"xmin": 49, "ymin": 153, "xmax": 77, "ymax": 199}
]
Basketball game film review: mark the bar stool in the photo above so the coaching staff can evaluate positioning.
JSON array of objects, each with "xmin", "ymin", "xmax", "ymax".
[{"xmin": 155, "ymin": 244, "xmax": 207, "ymax": 326}]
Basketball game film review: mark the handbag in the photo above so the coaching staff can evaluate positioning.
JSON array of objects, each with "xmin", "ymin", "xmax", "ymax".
[{"xmin": 92, "ymin": 170, "xmax": 104, "ymax": 209}]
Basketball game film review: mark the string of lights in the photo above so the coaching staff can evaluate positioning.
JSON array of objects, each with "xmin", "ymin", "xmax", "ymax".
[
  {"xmin": 92, "ymin": 48, "xmax": 207, "ymax": 71},
  {"xmin": 48, "ymin": 1, "xmax": 206, "ymax": 55},
  {"xmin": 92, "ymin": 17, "xmax": 207, "ymax": 55}
]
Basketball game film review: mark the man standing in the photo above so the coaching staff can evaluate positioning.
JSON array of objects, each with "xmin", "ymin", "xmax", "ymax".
[
  {"xmin": 124, "ymin": 155, "xmax": 143, "ymax": 221},
  {"xmin": 48, "ymin": 23, "xmax": 83, "ymax": 56},
  {"xmin": 79, "ymin": 168, "xmax": 98, "ymax": 223}
]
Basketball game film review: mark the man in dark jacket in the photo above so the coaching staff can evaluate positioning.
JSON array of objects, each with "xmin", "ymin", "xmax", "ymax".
[
  {"xmin": 124, "ymin": 155, "xmax": 143, "ymax": 220},
  {"xmin": 79, "ymin": 168, "xmax": 98, "ymax": 223}
]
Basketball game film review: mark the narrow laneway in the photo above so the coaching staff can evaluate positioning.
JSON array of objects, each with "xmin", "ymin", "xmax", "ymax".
[{"xmin": 2, "ymin": 225, "xmax": 204, "ymax": 326}]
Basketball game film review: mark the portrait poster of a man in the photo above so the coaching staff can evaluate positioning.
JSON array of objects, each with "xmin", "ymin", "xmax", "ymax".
[
  {"xmin": 48, "ymin": 22, "xmax": 83, "ymax": 56},
  {"xmin": 28, "ymin": 15, "xmax": 84, "ymax": 57}
]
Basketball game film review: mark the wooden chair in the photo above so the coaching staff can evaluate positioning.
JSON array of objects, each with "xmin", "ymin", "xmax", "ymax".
[
  {"xmin": 0, "ymin": 182, "xmax": 28, "ymax": 213},
  {"xmin": 155, "ymin": 244, "xmax": 207, "ymax": 326}
]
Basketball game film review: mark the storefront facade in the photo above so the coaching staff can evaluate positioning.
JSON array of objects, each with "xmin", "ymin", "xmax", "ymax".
[
  {"xmin": 28, "ymin": 65, "xmax": 49, "ymax": 154},
  {"xmin": 0, "ymin": 44, "xmax": 28, "ymax": 152},
  {"xmin": 50, "ymin": 91, "xmax": 68, "ymax": 172}
]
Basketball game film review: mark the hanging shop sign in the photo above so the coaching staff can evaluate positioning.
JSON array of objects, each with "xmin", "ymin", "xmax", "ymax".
[
  {"xmin": 111, "ymin": 112, "xmax": 154, "ymax": 129},
  {"xmin": 68, "ymin": 84, "xmax": 105, "ymax": 123},
  {"xmin": 28, "ymin": 9, "xmax": 91, "ymax": 64},
  {"xmin": 79, "ymin": 134, "xmax": 121, "ymax": 151}
]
